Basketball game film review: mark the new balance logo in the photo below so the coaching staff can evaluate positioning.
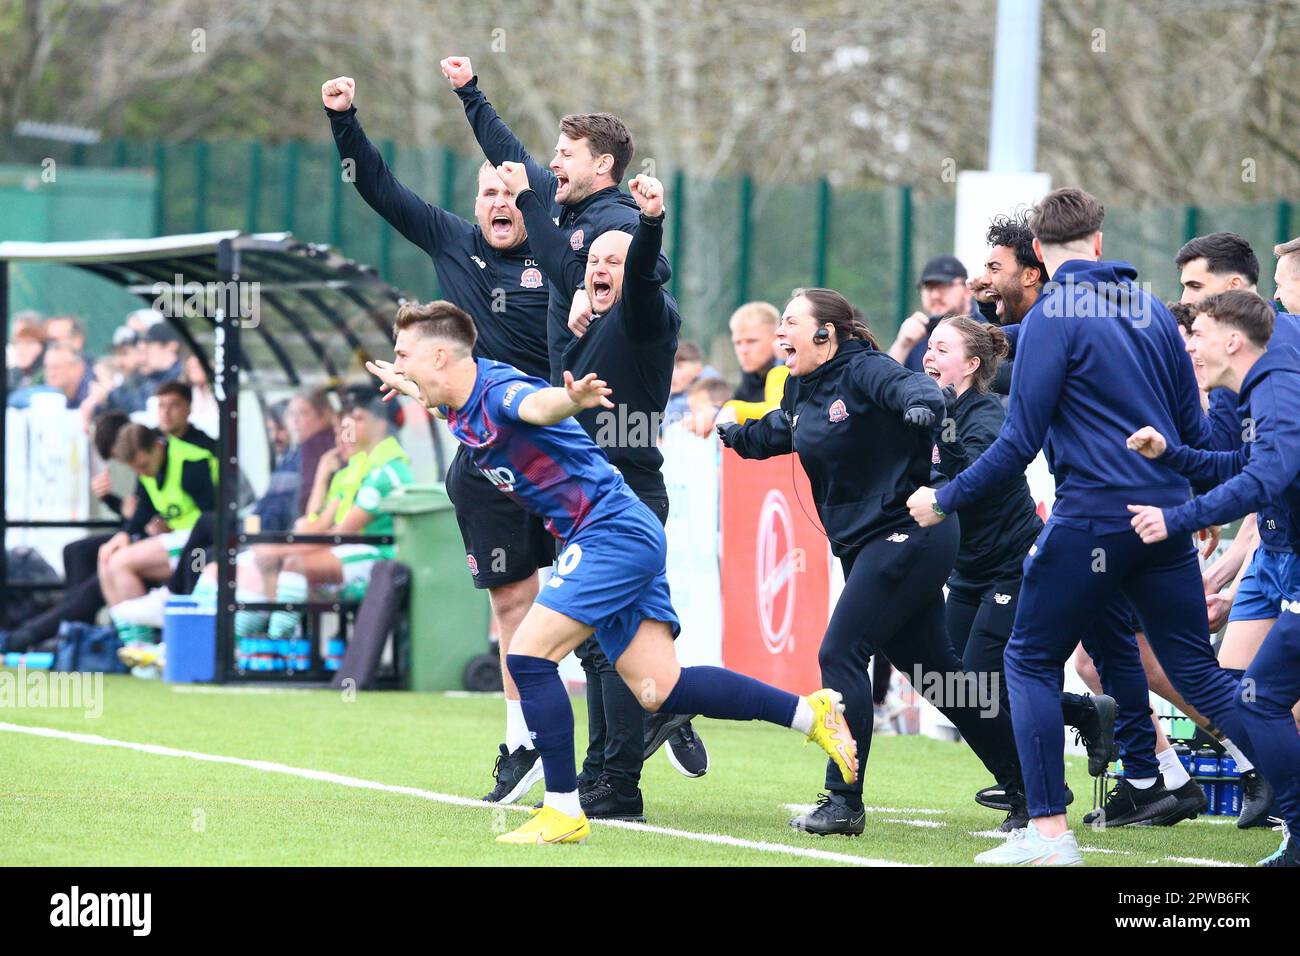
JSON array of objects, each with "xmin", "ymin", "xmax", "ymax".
[
  {"xmin": 470, "ymin": 255, "xmax": 487, "ymax": 269},
  {"xmin": 886, "ymin": 533, "xmax": 909, "ymax": 543},
  {"xmin": 1281, "ymin": 599, "xmax": 1300, "ymax": 615},
  {"xmin": 993, "ymin": 593, "xmax": 1012, "ymax": 605},
  {"xmin": 479, "ymin": 465, "xmax": 517, "ymax": 493}
]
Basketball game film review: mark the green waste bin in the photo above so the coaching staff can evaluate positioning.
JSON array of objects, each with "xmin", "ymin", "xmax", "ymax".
[{"xmin": 382, "ymin": 483, "xmax": 491, "ymax": 691}]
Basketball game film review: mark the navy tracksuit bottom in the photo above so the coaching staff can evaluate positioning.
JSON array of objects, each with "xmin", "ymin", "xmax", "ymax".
[
  {"xmin": 1239, "ymin": 610, "xmax": 1300, "ymax": 841},
  {"xmin": 1009, "ymin": 522, "xmax": 1254, "ymax": 818}
]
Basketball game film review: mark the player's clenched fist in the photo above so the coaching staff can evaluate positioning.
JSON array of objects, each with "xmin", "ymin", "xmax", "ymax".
[
  {"xmin": 1126, "ymin": 425, "xmax": 1167, "ymax": 460},
  {"xmin": 440, "ymin": 57, "xmax": 473, "ymax": 89},
  {"xmin": 495, "ymin": 162, "xmax": 530, "ymax": 195},
  {"xmin": 321, "ymin": 76, "xmax": 356, "ymax": 110},
  {"xmin": 629, "ymin": 174, "xmax": 664, "ymax": 217}
]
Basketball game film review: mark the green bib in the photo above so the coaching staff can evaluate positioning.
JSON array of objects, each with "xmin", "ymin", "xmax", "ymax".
[{"xmin": 138, "ymin": 436, "xmax": 218, "ymax": 531}]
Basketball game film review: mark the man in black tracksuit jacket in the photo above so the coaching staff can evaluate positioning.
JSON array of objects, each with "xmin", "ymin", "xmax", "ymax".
[
  {"xmin": 499, "ymin": 160, "xmax": 691, "ymax": 818},
  {"xmin": 323, "ymin": 75, "xmax": 557, "ymax": 805},
  {"xmin": 445, "ymin": 62, "xmax": 670, "ymax": 385}
]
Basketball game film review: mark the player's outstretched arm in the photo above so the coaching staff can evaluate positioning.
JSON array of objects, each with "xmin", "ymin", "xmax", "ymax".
[
  {"xmin": 442, "ymin": 56, "xmax": 557, "ymax": 202},
  {"xmin": 322, "ymin": 76, "xmax": 467, "ymax": 254},
  {"xmin": 516, "ymin": 372, "xmax": 615, "ymax": 426}
]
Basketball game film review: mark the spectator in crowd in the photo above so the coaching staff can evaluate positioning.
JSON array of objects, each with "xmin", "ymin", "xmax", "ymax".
[
  {"xmin": 181, "ymin": 352, "xmax": 219, "ymax": 434},
  {"xmin": 253, "ymin": 399, "xmax": 305, "ymax": 533},
  {"xmin": 664, "ymin": 340, "xmax": 718, "ymax": 426},
  {"xmin": 44, "ymin": 315, "xmax": 87, "ymax": 355},
  {"xmin": 155, "ymin": 380, "xmax": 216, "ymax": 452},
  {"xmin": 291, "ymin": 387, "xmax": 340, "ymax": 516},
  {"xmin": 887, "ymin": 255, "xmax": 976, "ymax": 372},
  {"xmin": 104, "ymin": 322, "xmax": 185, "ymax": 414},
  {"xmin": 728, "ymin": 301, "xmax": 781, "ymax": 404},
  {"xmin": 684, "ymin": 376, "xmax": 732, "ymax": 438},
  {"xmin": 98, "ymin": 422, "xmax": 217, "ymax": 644},
  {"xmin": 6, "ymin": 313, "xmax": 46, "ymax": 392},
  {"xmin": 41, "ymin": 341, "xmax": 96, "ymax": 409}
]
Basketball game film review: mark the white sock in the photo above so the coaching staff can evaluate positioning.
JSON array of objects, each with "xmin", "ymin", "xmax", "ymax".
[
  {"xmin": 505, "ymin": 697, "xmax": 534, "ymax": 751},
  {"xmin": 1128, "ymin": 775, "xmax": 1157, "ymax": 789},
  {"xmin": 544, "ymin": 790, "xmax": 581, "ymax": 817},
  {"xmin": 1221, "ymin": 737, "xmax": 1254, "ymax": 773},
  {"xmin": 790, "ymin": 697, "xmax": 814, "ymax": 735},
  {"xmin": 1156, "ymin": 747, "xmax": 1191, "ymax": 789}
]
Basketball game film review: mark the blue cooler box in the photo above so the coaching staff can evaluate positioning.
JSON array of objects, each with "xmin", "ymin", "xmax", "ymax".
[{"xmin": 163, "ymin": 599, "xmax": 217, "ymax": 683}]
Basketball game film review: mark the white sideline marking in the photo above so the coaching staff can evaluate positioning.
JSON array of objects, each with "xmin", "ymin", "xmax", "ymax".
[
  {"xmin": 784, "ymin": 803, "xmax": 945, "ymax": 817},
  {"xmin": 0, "ymin": 722, "xmax": 912, "ymax": 867},
  {"xmin": 880, "ymin": 818, "xmax": 945, "ymax": 829},
  {"xmin": 1163, "ymin": 856, "xmax": 1243, "ymax": 868}
]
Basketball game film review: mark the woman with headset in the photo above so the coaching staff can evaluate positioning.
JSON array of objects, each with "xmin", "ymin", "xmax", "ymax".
[{"xmin": 719, "ymin": 289, "xmax": 1023, "ymax": 836}]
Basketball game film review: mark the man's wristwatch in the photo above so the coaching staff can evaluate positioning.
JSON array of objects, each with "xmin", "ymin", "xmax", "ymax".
[{"xmin": 932, "ymin": 500, "xmax": 946, "ymax": 517}]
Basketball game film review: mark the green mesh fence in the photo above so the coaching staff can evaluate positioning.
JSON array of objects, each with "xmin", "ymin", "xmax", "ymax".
[{"xmin": 2, "ymin": 132, "xmax": 1294, "ymax": 362}]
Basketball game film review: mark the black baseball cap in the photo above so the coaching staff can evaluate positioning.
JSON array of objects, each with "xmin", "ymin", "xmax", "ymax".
[
  {"xmin": 143, "ymin": 322, "xmax": 181, "ymax": 344},
  {"xmin": 918, "ymin": 255, "xmax": 967, "ymax": 287}
]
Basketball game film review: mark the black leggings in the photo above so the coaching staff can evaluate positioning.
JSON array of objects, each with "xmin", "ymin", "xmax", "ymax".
[{"xmin": 818, "ymin": 520, "xmax": 1022, "ymax": 799}]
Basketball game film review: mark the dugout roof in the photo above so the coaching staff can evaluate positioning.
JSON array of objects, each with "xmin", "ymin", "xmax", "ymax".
[{"xmin": 0, "ymin": 231, "xmax": 405, "ymax": 387}]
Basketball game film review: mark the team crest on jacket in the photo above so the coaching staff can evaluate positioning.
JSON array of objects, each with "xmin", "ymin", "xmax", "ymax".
[
  {"xmin": 467, "ymin": 554, "xmax": 479, "ymax": 576},
  {"xmin": 520, "ymin": 267, "xmax": 543, "ymax": 289},
  {"xmin": 569, "ymin": 229, "xmax": 585, "ymax": 251},
  {"xmin": 828, "ymin": 399, "xmax": 848, "ymax": 423},
  {"xmin": 931, "ymin": 444, "xmax": 941, "ymax": 464}
]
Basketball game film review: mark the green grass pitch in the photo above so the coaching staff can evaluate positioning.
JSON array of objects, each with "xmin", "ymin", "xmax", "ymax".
[{"xmin": 0, "ymin": 672, "xmax": 1278, "ymax": 867}]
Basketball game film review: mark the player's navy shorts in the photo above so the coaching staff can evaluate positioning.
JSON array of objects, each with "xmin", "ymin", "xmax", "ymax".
[
  {"xmin": 535, "ymin": 497, "xmax": 681, "ymax": 663},
  {"xmin": 1229, "ymin": 546, "xmax": 1300, "ymax": 622},
  {"xmin": 445, "ymin": 444, "xmax": 555, "ymax": 589}
]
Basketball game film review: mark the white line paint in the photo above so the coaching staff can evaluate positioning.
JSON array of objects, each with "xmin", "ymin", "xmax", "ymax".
[
  {"xmin": 1162, "ymin": 856, "xmax": 1243, "ymax": 868},
  {"xmin": 0, "ymin": 722, "xmax": 912, "ymax": 868},
  {"xmin": 880, "ymin": 818, "xmax": 945, "ymax": 828},
  {"xmin": 784, "ymin": 803, "xmax": 945, "ymax": 817}
]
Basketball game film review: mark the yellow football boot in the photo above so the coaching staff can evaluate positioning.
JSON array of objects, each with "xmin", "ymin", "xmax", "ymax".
[
  {"xmin": 805, "ymin": 689, "xmax": 859, "ymax": 784},
  {"xmin": 495, "ymin": 804, "xmax": 591, "ymax": 845}
]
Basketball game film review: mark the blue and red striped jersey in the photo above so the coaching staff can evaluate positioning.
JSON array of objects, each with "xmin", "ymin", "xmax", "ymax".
[{"xmin": 442, "ymin": 358, "xmax": 638, "ymax": 540}]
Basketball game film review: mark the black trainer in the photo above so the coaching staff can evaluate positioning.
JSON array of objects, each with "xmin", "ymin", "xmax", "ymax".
[
  {"xmin": 665, "ymin": 722, "xmax": 709, "ymax": 778},
  {"xmin": 580, "ymin": 774, "xmax": 646, "ymax": 822},
  {"xmin": 1153, "ymin": 779, "xmax": 1208, "ymax": 826},
  {"xmin": 976, "ymin": 783, "xmax": 1073, "ymax": 812},
  {"xmin": 1238, "ymin": 770, "xmax": 1276, "ymax": 829},
  {"xmin": 999, "ymin": 792, "xmax": 1030, "ymax": 833},
  {"xmin": 1068, "ymin": 694, "xmax": 1118, "ymax": 777},
  {"xmin": 1083, "ymin": 777, "xmax": 1179, "ymax": 828},
  {"xmin": 644, "ymin": 711, "xmax": 694, "ymax": 760},
  {"xmin": 481, "ymin": 743, "xmax": 544, "ymax": 804},
  {"xmin": 789, "ymin": 792, "xmax": 866, "ymax": 836}
]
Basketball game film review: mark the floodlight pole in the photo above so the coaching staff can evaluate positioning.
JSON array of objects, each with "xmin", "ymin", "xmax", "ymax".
[
  {"xmin": 214, "ymin": 238, "xmax": 242, "ymax": 683},
  {"xmin": 988, "ymin": 0, "xmax": 1042, "ymax": 173}
]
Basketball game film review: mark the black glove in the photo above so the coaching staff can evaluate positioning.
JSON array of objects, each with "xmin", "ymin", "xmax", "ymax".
[
  {"xmin": 903, "ymin": 405, "xmax": 935, "ymax": 429},
  {"xmin": 716, "ymin": 422, "xmax": 741, "ymax": 448},
  {"xmin": 940, "ymin": 384, "xmax": 958, "ymax": 410}
]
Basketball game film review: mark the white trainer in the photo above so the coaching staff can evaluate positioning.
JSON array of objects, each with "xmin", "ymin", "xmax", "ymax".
[{"xmin": 974, "ymin": 821, "xmax": 1083, "ymax": 866}]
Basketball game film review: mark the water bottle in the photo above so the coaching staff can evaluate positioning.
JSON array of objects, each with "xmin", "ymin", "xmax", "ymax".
[
  {"xmin": 1193, "ymin": 747, "xmax": 1220, "ymax": 814},
  {"xmin": 1173, "ymin": 742, "xmax": 1193, "ymax": 775},
  {"xmin": 1217, "ymin": 754, "xmax": 1240, "ymax": 816}
]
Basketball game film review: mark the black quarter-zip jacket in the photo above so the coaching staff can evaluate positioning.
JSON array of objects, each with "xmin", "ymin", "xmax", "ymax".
[
  {"xmin": 729, "ymin": 339, "xmax": 946, "ymax": 556},
  {"xmin": 327, "ymin": 105, "xmax": 550, "ymax": 378},
  {"xmin": 932, "ymin": 387, "xmax": 1043, "ymax": 582},
  {"xmin": 454, "ymin": 77, "xmax": 671, "ymax": 384},
  {"xmin": 516, "ymin": 189, "xmax": 679, "ymax": 500}
]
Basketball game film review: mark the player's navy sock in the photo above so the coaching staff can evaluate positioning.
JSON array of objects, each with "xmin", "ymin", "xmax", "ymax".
[
  {"xmin": 659, "ymin": 665, "xmax": 798, "ymax": 727},
  {"xmin": 505, "ymin": 654, "xmax": 577, "ymax": 793}
]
